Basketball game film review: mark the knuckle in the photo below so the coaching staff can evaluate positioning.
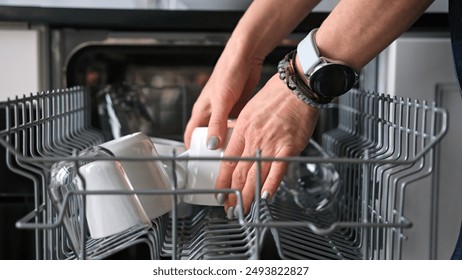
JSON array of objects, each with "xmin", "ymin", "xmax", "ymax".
[
  {"xmin": 221, "ymin": 159, "xmax": 238, "ymax": 169},
  {"xmin": 207, "ymin": 117, "xmax": 226, "ymax": 129},
  {"xmin": 232, "ymin": 169, "xmax": 247, "ymax": 186}
]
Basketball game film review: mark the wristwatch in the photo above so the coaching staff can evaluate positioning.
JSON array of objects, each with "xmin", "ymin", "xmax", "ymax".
[{"xmin": 296, "ymin": 28, "xmax": 358, "ymax": 100}]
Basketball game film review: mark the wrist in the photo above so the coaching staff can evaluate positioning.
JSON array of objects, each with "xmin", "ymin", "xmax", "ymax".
[
  {"xmin": 278, "ymin": 50, "xmax": 336, "ymax": 108},
  {"xmin": 294, "ymin": 29, "xmax": 358, "ymax": 100},
  {"xmin": 294, "ymin": 52, "xmax": 309, "ymax": 86}
]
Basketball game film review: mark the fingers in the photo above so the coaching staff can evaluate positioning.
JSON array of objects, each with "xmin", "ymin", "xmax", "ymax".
[
  {"xmin": 214, "ymin": 125, "xmax": 286, "ymax": 216},
  {"xmin": 221, "ymin": 149, "xmax": 290, "ymax": 218},
  {"xmin": 184, "ymin": 114, "xmax": 206, "ymax": 149},
  {"xmin": 225, "ymin": 160, "xmax": 273, "ymax": 216},
  {"xmin": 260, "ymin": 155, "xmax": 290, "ymax": 201},
  {"xmin": 184, "ymin": 93, "xmax": 232, "ymax": 150}
]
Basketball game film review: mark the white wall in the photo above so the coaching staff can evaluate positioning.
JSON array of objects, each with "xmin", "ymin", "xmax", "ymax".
[{"xmin": 0, "ymin": 29, "xmax": 40, "ymax": 100}]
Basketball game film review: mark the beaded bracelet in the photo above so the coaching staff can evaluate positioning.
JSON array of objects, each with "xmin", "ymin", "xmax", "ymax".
[{"xmin": 277, "ymin": 50, "xmax": 333, "ymax": 109}]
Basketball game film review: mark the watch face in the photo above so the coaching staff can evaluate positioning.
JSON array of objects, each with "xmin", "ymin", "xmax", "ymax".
[{"xmin": 310, "ymin": 64, "xmax": 357, "ymax": 98}]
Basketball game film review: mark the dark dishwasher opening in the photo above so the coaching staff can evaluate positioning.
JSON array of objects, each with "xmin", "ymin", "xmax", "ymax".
[{"xmin": 64, "ymin": 44, "xmax": 301, "ymax": 141}]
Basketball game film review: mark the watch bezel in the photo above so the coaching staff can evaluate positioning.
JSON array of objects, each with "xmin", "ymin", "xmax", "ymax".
[
  {"xmin": 308, "ymin": 57, "xmax": 359, "ymax": 98},
  {"xmin": 297, "ymin": 28, "xmax": 358, "ymax": 98}
]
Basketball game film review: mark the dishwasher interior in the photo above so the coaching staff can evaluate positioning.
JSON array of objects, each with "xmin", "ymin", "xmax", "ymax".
[
  {"xmin": 0, "ymin": 23, "xmax": 450, "ymax": 260},
  {"xmin": 0, "ymin": 81, "xmax": 447, "ymax": 259}
]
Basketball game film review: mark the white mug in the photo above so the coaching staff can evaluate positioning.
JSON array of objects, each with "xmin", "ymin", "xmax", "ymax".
[
  {"xmin": 181, "ymin": 127, "xmax": 233, "ymax": 206},
  {"xmin": 78, "ymin": 132, "xmax": 174, "ymax": 238},
  {"xmin": 150, "ymin": 137, "xmax": 186, "ymax": 157},
  {"xmin": 77, "ymin": 159, "xmax": 150, "ymax": 239}
]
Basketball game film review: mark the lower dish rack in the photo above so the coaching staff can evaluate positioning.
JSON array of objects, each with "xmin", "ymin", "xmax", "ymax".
[{"xmin": 0, "ymin": 87, "xmax": 447, "ymax": 260}]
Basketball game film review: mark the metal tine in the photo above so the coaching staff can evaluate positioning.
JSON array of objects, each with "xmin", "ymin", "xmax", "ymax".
[
  {"xmin": 176, "ymin": 229, "xmax": 255, "ymax": 259},
  {"xmin": 1, "ymin": 88, "xmax": 448, "ymax": 260},
  {"xmin": 268, "ymin": 212, "xmax": 360, "ymax": 250},
  {"xmin": 80, "ymin": 224, "xmax": 154, "ymax": 259},
  {"xmin": 390, "ymin": 99, "xmax": 436, "ymax": 259},
  {"xmin": 369, "ymin": 97, "xmax": 408, "ymax": 260},
  {"xmin": 378, "ymin": 98, "xmax": 427, "ymax": 259},
  {"xmin": 5, "ymin": 88, "xmax": 124, "ymax": 260},
  {"xmin": 162, "ymin": 230, "xmax": 255, "ymax": 260},
  {"xmin": 58, "ymin": 88, "xmax": 94, "ymax": 151},
  {"xmin": 345, "ymin": 92, "xmax": 377, "ymax": 158},
  {"xmin": 268, "ymin": 199, "xmax": 337, "ymax": 228},
  {"xmin": 88, "ymin": 228, "xmax": 154, "ymax": 260},
  {"xmin": 167, "ymin": 207, "xmax": 226, "ymax": 235},
  {"xmin": 70, "ymin": 86, "xmax": 104, "ymax": 146},
  {"xmin": 32, "ymin": 91, "xmax": 67, "ymax": 160},
  {"xmin": 52, "ymin": 88, "xmax": 95, "ymax": 153},
  {"xmin": 63, "ymin": 87, "xmax": 96, "ymax": 149},
  {"xmin": 169, "ymin": 204, "xmax": 254, "ymax": 237},
  {"xmin": 276, "ymin": 230, "xmax": 361, "ymax": 260},
  {"xmin": 368, "ymin": 97, "xmax": 412, "ymax": 259},
  {"xmin": 268, "ymin": 206, "xmax": 357, "ymax": 245},
  {"xmin": 42, "ymin": 90, "xmax": 75, "ymax": 157},
  {"xmin": 371, "ymin": 97, "xmax": 404, "ymax": 203},
  {"xmin": 163, "ymin": 203, "xmax": 259, "ymax": 259},
  {"xmin": 165, "ymin": 214, "xmax": 250, "ymax": 248},
  {"xmin": 360, "ymin": 94, "xmax": 412, "ymax": 258},
  {"xmin": 327, "ymin": 92, "xmax": 362, "ymax": 157},
  {"xmin": 33, "ymin": 91, "xmax": 75, "ymax": 259},
  {"xmin": 368, "ymin": 95, "xmax": 403, "ymax": 259},
  {"xmin": 327, "ymin": 92, "xmax": 369, "ymax": 225},
  {"xmin": 7, "ymin": 94, "xmax": 48, "ymax": 178},
  {"xmin": 369, "ymin": 94, "xmax": 396, "ymax": 158},
  {"xmin": 189, "ymin": 242, "xmax": 256, "ymax": 260},
  {"xmin": 52, "ymin": 89, "xmax": 84, "ymax": 152},
  {"xmin": 323, "ymin": 91, "xmax": 426, "ymax": 260},
  {"xmin": 40, "ymin": 88, "xmax": 102, "ymax": 258},
  {"xmin": 279, "ymin": 244, "xmax": 358, "ymax": 260},
  {"xmin": 180, "ymin": 224, "xmax": 257, "ymax": 260},
  {"xmin": 340, "ymin": 93, "xmax": 377, "ymax": 225},
  {"xmin": 276, "ymin": 222, "xmax": 361, "ymax": 259},
  {"xmin": 2, "ymin": 97, "xmax": 46, "ymax": 259},
  {"xmin": 177, "ymin": 221, "xmax": 247, "ymax": 240},
  {"xmin": 164, "ymin": 223, "xmax": 250, "ymax": 250}
]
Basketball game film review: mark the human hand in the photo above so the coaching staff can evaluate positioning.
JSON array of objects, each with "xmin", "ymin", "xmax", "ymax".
[
  {"xmin": 184, "ymin": 55, "xmax": 263, "ymax": 150},
  {"xmin": 214, "ymin": 73, "xmax": 319, "ymax": 218}
]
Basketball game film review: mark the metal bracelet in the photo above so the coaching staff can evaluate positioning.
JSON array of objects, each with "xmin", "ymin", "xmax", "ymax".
[{"xmin": 277, "ymin": 50, "xmax": 333, "ymax": 109}]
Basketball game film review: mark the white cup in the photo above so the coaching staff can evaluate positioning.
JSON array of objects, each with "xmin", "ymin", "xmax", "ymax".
[
  {"xmin": 78, "ymin": 132, "xmax": 174, "ymax": 238},
  {"xmin": 77, "ymin": 160, "xmax": 150, "ymax": 239},
  {"xmin": 150, "ymin": 137, "xmax": 186, "ymax": 156},
  {"xmin": 181, "ymin": 127, "xmax": 233, "ymax": 206}
]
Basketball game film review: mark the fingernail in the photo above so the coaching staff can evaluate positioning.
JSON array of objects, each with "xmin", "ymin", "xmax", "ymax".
[
  {"xmin": 261, "ymin": 190, "xmax": 270, "ymax": 200},
  {"xmin": 207, "ymin": 136, "xmax": 219, "ymax": 150},
  {"xmin": 227, "ymin": 207, "xmax": 235, "ymax": 219},
  {"xmin": 216, "ymin": 193, "xmax": 226, "ymax": 205}
]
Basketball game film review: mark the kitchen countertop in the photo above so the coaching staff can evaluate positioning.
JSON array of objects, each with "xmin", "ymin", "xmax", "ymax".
[{"xmin": 0, "ymin": 5, "xmax": 449, "ymax": 32}]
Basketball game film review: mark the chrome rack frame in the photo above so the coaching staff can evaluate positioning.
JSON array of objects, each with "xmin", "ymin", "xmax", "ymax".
[{"xmin": 0, "ymin": 87, "xmax": 447, "ymax": 260}]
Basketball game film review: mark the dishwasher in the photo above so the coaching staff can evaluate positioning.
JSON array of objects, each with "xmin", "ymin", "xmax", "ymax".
[
  {"xmin": 0, "ymin": 85, "xmax": 447, "ymax": 260},
  {"xmin": 0, "ymin": 6, "xmax": 450, "ymax": 260}
]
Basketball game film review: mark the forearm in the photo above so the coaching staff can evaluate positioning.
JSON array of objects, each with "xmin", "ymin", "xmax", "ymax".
[
  {"xmin": 225, "ymin": 0, "xmax": 321, "ymax": 62},
  {"xmin": 316, "ymin": 0, "xmax": 434, "ymax": 70}
]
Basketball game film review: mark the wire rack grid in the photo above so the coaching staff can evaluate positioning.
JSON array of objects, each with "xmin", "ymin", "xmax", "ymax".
[{"xmin": 0, "ymin": 86, "xmax": 447, "ymax": 260}]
